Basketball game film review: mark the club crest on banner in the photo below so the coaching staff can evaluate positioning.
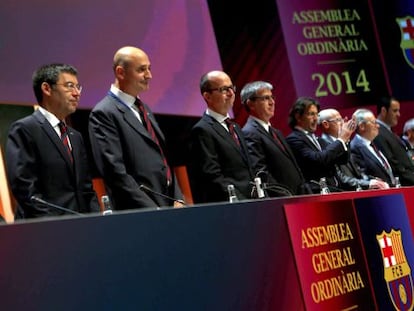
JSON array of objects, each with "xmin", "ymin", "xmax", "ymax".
[
  {"xmin": 397, "ymin": 16, "xmax": 414, "ymax": 70},
  {"xmin": 377, "ymin": 229, "xmax": 414, "ymax": 311}
]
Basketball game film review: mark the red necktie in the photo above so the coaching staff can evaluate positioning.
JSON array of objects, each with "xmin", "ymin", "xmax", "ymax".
[
  {"xmin": 225, "ymin": 118, "xmax": 240, "ymax": 147},
  {"xmin": 58, "ymin": 122, "xmax": 73, "ymax": 163},
  {"xmin": 135, "ymin": 99, "xmax": 172, "ymax": 184},
  {"xmin": 270, "ymin": 127, "xmax": 286, "ymax": 152}
]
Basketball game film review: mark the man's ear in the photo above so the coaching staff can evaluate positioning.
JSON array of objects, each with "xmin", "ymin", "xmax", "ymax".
[{"xmin": 41, "ymin": 82, "xmax": 52, "ymax": 96}]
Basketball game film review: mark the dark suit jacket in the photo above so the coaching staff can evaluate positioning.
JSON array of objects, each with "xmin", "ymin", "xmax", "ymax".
[
  {"xmin": 242, "ymin": 117, "xmax": 307, "ymax": 195},
  {"xmin": 320, "ymin": 134, "xmax": 370, "ymax": 190},
  {"xmin": 374, "ymin": 124, "xmax": 414, "ymax": 185},
  {"xmin": 89, "ymin": 94, "xmax": 182, "ymax": 209},
  {"xmin": 6, "ymin": 109, "xmax": 99, "ymax": 218},
  {"xmin": 286, "ymin": 129, "xmax": 349, "ymax": 192},
  {"xmin": 350, "ymin": 135, "xmax": 394, "ymax": 185},
  {"xmin": 188, "ymin": 113, "xmax": 254, "ymax": 204}
]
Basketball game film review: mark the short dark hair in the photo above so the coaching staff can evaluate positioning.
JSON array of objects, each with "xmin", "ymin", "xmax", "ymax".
[
  {"xmin": 288, "ymin": 97, "xmax": 320, "ymax": 129},
  {"xmin": 32, "ymin": 63, "xmax": 78, "ymax": 103},
  {"xmin": 376, "ymin": 96, "xmax": 396, "ymax": 114}
]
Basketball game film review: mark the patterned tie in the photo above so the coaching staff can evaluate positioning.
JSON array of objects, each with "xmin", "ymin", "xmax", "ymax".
[
  {"xmin": 58, "ymin": 122, "xmax": 73, "ymax": 163},
  {"xmin": 308, "ymin": 133, "xmax": 322, "ymax": 151},
  {"xmin": 224, "ymin": 118, "xmax": 240, "ymax": 147},
  {"xmin": 269, "ymin": 127, "xmax": 286, "ymax": 152},
  {"xmin": 134, "ymin": 99, "xmax": 172, "ymax": 184},
  {"xmin": 370, "ymin": 142, "xmax": 390, "ymax": 170}
]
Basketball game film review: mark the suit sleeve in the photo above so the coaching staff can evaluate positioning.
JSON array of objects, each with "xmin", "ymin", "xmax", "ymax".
[
  {"xmin": 286, "ymin": 134, "xmax": 349, "ymax": 167},
  {"xmin": 5, "ymin": 122, "xmax": 40, "ymax": 213}
]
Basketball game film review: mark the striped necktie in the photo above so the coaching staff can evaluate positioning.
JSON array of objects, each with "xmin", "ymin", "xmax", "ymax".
[
  {"xmin": 58, "ymin": 122, "xmax": 73, "ymax": 163},
  {"xmin": 225, "ymin": 118, "xmax": 240, "ymax": 147},
  {"xmin": 134, "ymin": 99, "xmax": 172, "ymax": 185}
]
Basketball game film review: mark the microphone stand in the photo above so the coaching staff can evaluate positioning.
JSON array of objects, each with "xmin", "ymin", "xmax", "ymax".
[
  {"xmin": 30, "ymin": 196, "xmax": 84, "ymax": 216},
  {"xmin": 139, "ymin": 185, "xmax": 185, "ymax": 205}
]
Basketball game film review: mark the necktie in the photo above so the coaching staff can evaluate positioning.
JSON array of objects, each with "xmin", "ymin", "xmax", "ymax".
[
  {"xmin": 308, "ymin": 133, "xmax": 322, "ymax": 151},
  {"xmin": 134, "ymin": 99, "xmax": 172, "ymax": 184},
  {"xmin": 269, "ymin": 127, "xmax": 286, "ymax": 152},
  {"xmin": 58, "ymin": 122, "xmax": 73, "ymax": 163},
  {"xmin": 370, "ymin": 142, "xmax": 390, "ymax": 170},
  {"xmin": 370, "ymin": 142, "xmax": 396, "ymax": 184},
  {"xmin": 225, "ymin": 118, "xmax": 240, "ymax": 147}
]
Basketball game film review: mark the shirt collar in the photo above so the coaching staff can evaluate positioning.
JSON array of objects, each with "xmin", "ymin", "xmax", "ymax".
[
  {"xmin": 206, "ymin": 108, "xmax": 230, "ymax": 123},
  {"xmin": 250, "ymin": 116, "xmax": 270, "ymax": 131},
  {"xmin": 37, "ymin": 106, "xmax": 61, "ymax": 128},
  {"xmin": 110, "ymin": 84, "xmax": 138, "ymax": 108}
]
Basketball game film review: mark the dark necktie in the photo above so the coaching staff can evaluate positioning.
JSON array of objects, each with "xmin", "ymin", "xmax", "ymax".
[
  {"xmin": 225, "ymin": 118, "xmax": 240, "ymax": 147},
  {"xmin": 370, "ymin": 142, "xmax": 390, "ymax": 170},
  {"xmin": 58, "ymin": 122, "xmax": 73, "ymax": 163},
  {"xmin": 134, "ymin": 99, "xmax": 172, "ymax": 184},
  {"xmin": 269, "ymin": 127, "xmax": 286, "ymax": 152}
]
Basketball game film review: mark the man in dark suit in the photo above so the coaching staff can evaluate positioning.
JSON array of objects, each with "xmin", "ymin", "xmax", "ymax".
[
  {"xmin": 188, "ymin": 71, "xmax": 254, "ymax": 204},
  {"xmin": 374, "ymin": 96, "xmax": 414, "ymax": 185},
  {"xmin": 285, "ymin": 97, "xmax": 355, "ymax": 193},
  {"xmin": 402, "ymin": 118, "xmax": 414, "ymax": 164},
  {"xmin": 350, "ymin": 108, "xmax": 395, "ymax": 186},
  {"xmin": 6, "ymin": 63, "xmax": 100, "ymax": 218},
  {"xmin": 240, "ymin": 81, "xmax": 308, "ymax": 196},
  {"xmin": 319, "ymin": 108, "xmax": 389, "ymax": 190},
  {"xmin": 89, "ymin": 46, "xmax": 183, "ymax": 210}
]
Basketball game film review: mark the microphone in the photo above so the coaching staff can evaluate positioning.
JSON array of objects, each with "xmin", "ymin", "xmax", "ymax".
[
  {"xmin": 139, "ymin": 184, "xmax": 185, "ymax": 205},
  {"xmin": 309, "ymin": 180, "xmax": 344, "ymax": 193},
  {"xmin": 254, "ymin": 177, "xmax": 266, "ymax": 198},
  {"xmin": 30, "ymin": 196, "xmax": 84, "ymax": 216}
]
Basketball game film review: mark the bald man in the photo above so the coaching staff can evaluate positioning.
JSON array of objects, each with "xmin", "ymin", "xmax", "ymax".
[{"xmin": 89, "ymin": 46, "xmax": 183, "ymax": 210}]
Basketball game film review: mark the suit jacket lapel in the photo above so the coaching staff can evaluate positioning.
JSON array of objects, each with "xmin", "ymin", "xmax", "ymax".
[{"xmin": 34, "ymin": 110, "xmax": 74, "ymax": 174}]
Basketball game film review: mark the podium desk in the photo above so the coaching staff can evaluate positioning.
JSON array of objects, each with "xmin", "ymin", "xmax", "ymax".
[{"xmin": 1, "ymin": 187, "xmax": 414, "ymax": 310}]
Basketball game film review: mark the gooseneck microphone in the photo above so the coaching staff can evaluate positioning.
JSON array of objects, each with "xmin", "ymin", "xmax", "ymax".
[
  {"xmin": 139, "ymin": 184, "xmax": 185, "ymax": 205},
  {"xmin": 30, "ymin": 196, "xmax": 84, "ymax": 216}
]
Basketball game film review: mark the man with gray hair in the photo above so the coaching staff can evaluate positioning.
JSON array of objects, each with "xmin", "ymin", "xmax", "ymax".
[
  {"xmin": 350, "ymin": 108, "xmax": 394, "ymax": 186},
  {"xmin": 319, "ymin": 108, "xmax": 389, "ymax": 190},
  {"xmin": 241, "ymin": 81, "xmax": 308, "ymax": 196}
]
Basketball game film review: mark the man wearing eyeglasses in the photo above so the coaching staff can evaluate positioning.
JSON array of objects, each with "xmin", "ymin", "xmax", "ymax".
[
  {"xmin": 285, "ymin": 97, "xmax": 355, "ymax": 193},
  {"xmin": 240, "ymin": 81, "xmax": 309, "ymax": 196},
  {"xmin": 6, "ymin": 63, "xmax": 100, "ymax": 219},
  {"xmin": 319, "ymin": 108, "xmax": 389, "ymax": 190},
  {"xmin": 188, "ymin": 70, "xmax": 254, "ymax": 203},
  {"xmin": 350, "ymin": 108, "xmax": 395, "ymax": 186},
  {"xmin": 373, "ymin": 96, "xmax": 414, "ymax": 186}
]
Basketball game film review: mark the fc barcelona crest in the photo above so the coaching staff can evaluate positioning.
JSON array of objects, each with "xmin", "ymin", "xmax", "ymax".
[
  {"xmin": 396, "ymin": 16, "xmax": 414, "ymax": 69},
  {"xmin": 377, "ymin": 229, "xmax": 414, "ymax": 311}
]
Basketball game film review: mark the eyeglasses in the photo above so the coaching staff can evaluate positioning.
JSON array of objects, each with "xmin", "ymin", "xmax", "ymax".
[
  {"xmin": 55, "ymin": 82, "xmax": 83, "ymax": 93},
  {"xmin": 305, "ymin": 112, "xmax": 318, "ymax": 117},
  {"xmin": 327, "ymin": 118, "xmax": 344, "ymax": 123},
  {"xmin": 207, "ymin": 85, "xmax": 236, "ymax": 94},
  {"xmin": 251, "ymin": 95, "xmax": 275, "ymax": 101}
]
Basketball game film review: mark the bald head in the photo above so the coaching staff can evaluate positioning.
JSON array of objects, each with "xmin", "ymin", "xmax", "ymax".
[
  {"xmin": 318, "ymin": 109, "xmax": 340, "ymax": 124},
  {"xmin": 113, "ymin": 46, "xmax": 148, "ymax": 72},
  {"xmin": 112, "ymin": 46, "xmax": 152, "ymax": 96}
]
